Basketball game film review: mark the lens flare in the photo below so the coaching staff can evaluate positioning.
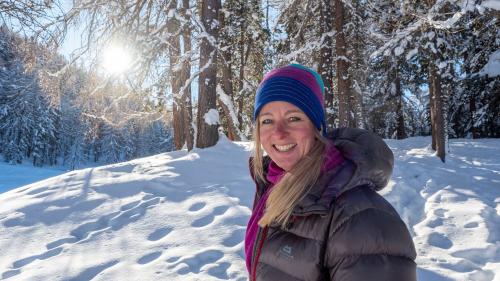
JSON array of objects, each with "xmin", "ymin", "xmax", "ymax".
[{"xmin": 101, "ymin": 45, "xmax": 132, "ymax": 74}]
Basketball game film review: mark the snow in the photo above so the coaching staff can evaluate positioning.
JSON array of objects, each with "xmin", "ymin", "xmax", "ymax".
[
  {"xmin": 406, "ymin": 48, "xmax": 419, "ymax": 60},
  {"xmin": 394, "ymin": 46, "xmax": 405, "ymax": 56},
  {"xmin": 0, "ymin": 162, "xmax": 67, "ymax": 194},
  {"xmin": 216, "ymin": 85, "xmax": 248, "ymax": 141},
  {"xmin": 481, "ymin": 0, "xmax": 500, "ymax": 11},
  {"xmin": 204, "ymin": 108, "xmax": 220, "ymax": 126},
  {"xmin": 478, "ymin": 50, "xmax": 500, "ymax": 77},
  {"xmin": 438, "ymin": 61, "xmax": 448, "ymax": 69},
  {"xmin": 1, "ymin": 136, "xmax": 499, "ymax": 280}
]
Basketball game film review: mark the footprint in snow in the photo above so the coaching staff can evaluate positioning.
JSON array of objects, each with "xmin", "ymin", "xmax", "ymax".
[
  {"xmin": 191, "ymin": 205, "xmax": 229, "ymax": 228},
  {"xmin": 428, "ymin": 232, "xmax": 453, "ymax": 249},
  {"xmin": 426, "ymin": 217, "xmax": 443, "ymax": 228},
  {"xmin": 9, "ymin": 247, "xmax": 63, "ymax": 270},
  {"xmin": 46, "ymin": 237, "xmax": 78, "ymax": 249},
  {"xmin": 189, "ymin": 202, "xmax": 207, "ymax": 212},
  {"xmin": 66, "ymin": 260, "xmax": 119, "ymax": 281},
  {"xmin": 434, "ymin": 208, "xmax": 447, "ymax": 218},
  {"xmin": 206, "ymin": 261, "xmax": 231, "ymax": 279},
  {"xmin": 2, "ymin": 269, "xmax": 20, "ymax": 279},
  {"xmin": 222, "ymin": 228, "xmax": 246, "ymax": 247},
  {"xmin": 170, "ymin": 249, "xmax": 224, "ymax": 275},
  {"xmin": 438, "ymin": 259, "xmax": 478, "ymax": 273},
  {"xmin": 451, "ymin": 245, "xmax": 500, "ymax": 265},
  {"xmin": 137, "ymin": 252, "xmax": 163, "ymax": 265},
  {"xmin": 166, "ymin": 256, "xmax": 181, "ymax": 263},
  {"xmin": 147, "ymin": 227, "xmax": 173, "ymax": 241},
  {"xmin": 70, "ymin": 197, "xmax": 160, "ymax": 241},
  {"xmin": 120, "ymin": 200, "xmax": 142, "ymax": 211},
  {"xmin": 464, "ymin": 221, "xmax": 479, "ymax": 228}
]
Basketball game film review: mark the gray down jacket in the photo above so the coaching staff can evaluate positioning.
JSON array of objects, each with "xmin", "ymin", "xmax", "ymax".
[{"xmin": 248, "ymin": 128, "xmax": 417, "ymax": 281}]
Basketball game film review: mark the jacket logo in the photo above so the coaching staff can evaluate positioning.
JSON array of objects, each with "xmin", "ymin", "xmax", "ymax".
[{"xmin": 279, "ymin": 245, "xmax": 294, "ymax": 259}]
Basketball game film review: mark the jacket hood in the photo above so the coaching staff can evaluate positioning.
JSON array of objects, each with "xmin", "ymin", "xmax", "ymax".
[{"xmin": 330, "ymin": 127, "xmax": 394, "ymax": 193}]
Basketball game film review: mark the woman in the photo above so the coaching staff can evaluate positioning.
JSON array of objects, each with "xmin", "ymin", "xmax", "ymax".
[{"xmin": 245, "ymin": 64, "xmax": 417, "ymax": 281}]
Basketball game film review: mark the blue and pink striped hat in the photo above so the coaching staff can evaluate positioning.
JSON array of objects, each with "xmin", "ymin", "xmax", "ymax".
[{"xmin": 253, "ymin": 64, "xmax": 327, "ymax": 136}]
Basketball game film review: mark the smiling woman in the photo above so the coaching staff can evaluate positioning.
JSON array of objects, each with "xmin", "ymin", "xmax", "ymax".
[
  {"xmin": 101, "ymin": 45, "xmax": 132, "ymax": 74},
  {"xmin": 245, "ymin": 64, "xmax": 417, "ymax": 281}
]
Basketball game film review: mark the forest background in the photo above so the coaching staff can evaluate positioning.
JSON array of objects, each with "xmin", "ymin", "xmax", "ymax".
[{"xmin": 0, "ymin": 0, "xmax": 498, "ymax": 169}]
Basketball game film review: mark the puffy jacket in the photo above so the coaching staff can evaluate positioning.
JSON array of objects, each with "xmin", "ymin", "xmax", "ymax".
[{"xmin": 248, "ymin": 128, "xmax": 417, "ymax": 281}]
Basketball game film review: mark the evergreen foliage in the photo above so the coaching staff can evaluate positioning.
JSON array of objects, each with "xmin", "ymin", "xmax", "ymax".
[
  {"xmin": 0, "ymin": 0, "xmax": 498, "ymax": 166},
  {"xmin": 0, "ymin": 27, "xmax": 173, "ymax": 168}
]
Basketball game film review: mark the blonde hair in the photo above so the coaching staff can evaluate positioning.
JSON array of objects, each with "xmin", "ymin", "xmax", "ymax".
[{"xmin": 252, "ymin": 122, "xmax": 328, "ymax": 228}]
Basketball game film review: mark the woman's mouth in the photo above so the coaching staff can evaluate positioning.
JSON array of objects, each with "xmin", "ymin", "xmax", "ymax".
[{"xmin": 273, "ymin": 144, "xmax": 297, "ymax": 152}]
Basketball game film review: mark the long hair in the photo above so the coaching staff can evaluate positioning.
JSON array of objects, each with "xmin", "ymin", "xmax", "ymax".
[{"xmin": 252, "ymin": 122, "xmax": 328, "ymax": 228}]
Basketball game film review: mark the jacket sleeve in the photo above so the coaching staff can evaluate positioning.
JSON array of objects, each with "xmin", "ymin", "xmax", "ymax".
[{"xmin": 325, "ymin": 203, "xmax": 417, "ymax": 281}]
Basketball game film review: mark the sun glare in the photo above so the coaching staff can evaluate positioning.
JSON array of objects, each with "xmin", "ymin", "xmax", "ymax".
[{"xmin": 101, "ymin": 45, "xmax": 132, "ymax": 74}]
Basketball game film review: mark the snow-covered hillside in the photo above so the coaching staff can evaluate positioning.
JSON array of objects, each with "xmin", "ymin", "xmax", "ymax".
[
  {"xmin": 0, "ymin": 163, "xmax": 67, "ymax": 194},
  {"xmin": 0, "ymin": 136, "xmax": 499, "ymax": 281}
]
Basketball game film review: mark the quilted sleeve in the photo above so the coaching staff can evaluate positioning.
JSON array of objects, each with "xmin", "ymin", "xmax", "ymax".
[{"xmin": 325, "ymin": 192, "xmax": 417, "ymax": 281}]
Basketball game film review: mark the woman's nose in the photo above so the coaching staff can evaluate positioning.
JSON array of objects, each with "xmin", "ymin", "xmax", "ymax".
[{"xmin": 273, "ymin": 121, "xmax": 288, "ymax": 138}]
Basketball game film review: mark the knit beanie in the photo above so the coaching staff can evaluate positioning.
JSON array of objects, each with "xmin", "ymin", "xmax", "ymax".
[{"xmin": 253, "ymin": 64, "xmax": 327, "ymax": 136}]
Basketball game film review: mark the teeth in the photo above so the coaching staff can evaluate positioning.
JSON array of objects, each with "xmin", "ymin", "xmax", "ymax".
[{"xmin": 274, "ymin": 144, "xmax": 296, "ymax": 152}]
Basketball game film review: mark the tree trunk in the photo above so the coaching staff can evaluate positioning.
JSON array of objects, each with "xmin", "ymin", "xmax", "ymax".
[
  {"xmin": 394, "ymin": 62, "xmax": 406, "ymax": 139},
  {"xmin": 196, "ymin": 0, "xmax": 220, "ymax": 148},
  {"xmin": 428, "ymin": 55, "xmax": 446, "ymax": 162},
  {"xmin": 350, "ymin": 80, "xmax": 364, "ymax": 128},
  {"xmin": 334, "ymin": 0, "xmax": 352, "ymax": 128},
  {"xmin": 181, "ymin": 0, "xmax": 194, "ymax": 151},
  {"xmin": 319, "ymin": 0, "xmax": 335, "ymax": 131},
  {"xmin": 237, "ymin": 4, "xmax": 246, "ymax": 131},
  {"xmin": 469, "ymin": 95, "xmax": 477, "ymax": 139},
  {"xmin": 167, "ymin": 0, "xmax": 185, "ymax": 150}
]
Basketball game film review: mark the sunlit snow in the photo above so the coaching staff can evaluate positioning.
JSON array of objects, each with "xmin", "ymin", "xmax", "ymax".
[{"xmin": 0, "ymin": 136, "xmax": 499, "ymax": 280}]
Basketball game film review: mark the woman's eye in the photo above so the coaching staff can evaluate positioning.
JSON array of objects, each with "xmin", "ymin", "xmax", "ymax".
[
  {"xmin": 261, "ymin": 119, "xmax": 272, "ymax": 125},
  {"xmin": 289, "ymin": 116, "xmax": 301, "ymax": 122}
]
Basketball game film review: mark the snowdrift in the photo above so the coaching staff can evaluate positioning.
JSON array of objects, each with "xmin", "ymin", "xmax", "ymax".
[{"xmin": 0, "ymin": 136, "xmax": 499, "ymax": 280}]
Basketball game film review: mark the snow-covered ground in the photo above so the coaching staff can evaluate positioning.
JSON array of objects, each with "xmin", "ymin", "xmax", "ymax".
[
  {"xmin": 0, "ymin": 162, "xmax": 67, "ymax": 194},
  {"xmin": 0, "ymin": 136, "xmax": 498, "ymax": 281}
]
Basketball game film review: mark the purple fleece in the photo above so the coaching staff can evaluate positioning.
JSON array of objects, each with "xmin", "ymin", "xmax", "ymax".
[{"xmin": 244, "ymin": 142, "xmax": 345, "ymax": 273}]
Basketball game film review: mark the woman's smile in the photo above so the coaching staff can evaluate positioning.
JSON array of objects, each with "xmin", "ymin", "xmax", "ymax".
[{"xmin": 273, "ymin": 143, "xmax": 297, "ymax": 152}]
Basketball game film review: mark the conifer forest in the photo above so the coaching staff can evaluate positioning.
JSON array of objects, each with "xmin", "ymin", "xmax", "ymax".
[{"xmin": 0, "ymin": 0, "xmax": 498, "ymax": 168}]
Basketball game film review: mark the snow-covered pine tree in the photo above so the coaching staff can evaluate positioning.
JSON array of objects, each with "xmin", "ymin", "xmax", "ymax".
[
  {"xmin": 218, "ymin": 0, "xmax": 266, "ymax": 140},
  {"xmin": 0, "ymin": 28, "xmax": 58, "ymax": 165},
  {"xmin": 450, "ymin": 6, "xmax": 499, "ymax": 138},
  {"xmin": 365, "ymin": 0, "xmax": 410, "ymax": 139},
  {"xmin": 98, "ymin": 121, "xmax": 122, "ymax": 164}
]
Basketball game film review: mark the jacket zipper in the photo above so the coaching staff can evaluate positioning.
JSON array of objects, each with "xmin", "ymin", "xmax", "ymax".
[{"xmin": 251, "ymin": 226, "xmax": 268, "ymax": 281}]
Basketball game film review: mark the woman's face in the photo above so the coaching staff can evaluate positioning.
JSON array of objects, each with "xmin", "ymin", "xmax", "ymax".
[{"xmin": 258, "ymin": 101, "xmax": 317, "ymax": 171}]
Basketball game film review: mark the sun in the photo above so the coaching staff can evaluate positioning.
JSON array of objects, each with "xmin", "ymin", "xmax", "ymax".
[{"xmin": 101, "ymin": 45, "xmax": 132, "ymax": 74}]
